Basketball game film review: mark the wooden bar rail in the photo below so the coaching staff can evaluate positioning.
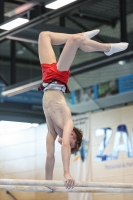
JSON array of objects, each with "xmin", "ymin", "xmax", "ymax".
[
  {"xmin": 0, "ymin": 179, "xmax": 133, "ymax": 193},
  {"xmin": 0, "ymin": 185, "xmax": 133, "ymax": 193},
  {"xmin": 0, "ymin": 179, "xmax": 133, "ymax": 188}
]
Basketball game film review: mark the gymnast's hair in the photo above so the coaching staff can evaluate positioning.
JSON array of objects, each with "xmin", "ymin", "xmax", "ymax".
[{"xmin": 71, "ymin": 126, "xmax": 83, "ymax": 154}]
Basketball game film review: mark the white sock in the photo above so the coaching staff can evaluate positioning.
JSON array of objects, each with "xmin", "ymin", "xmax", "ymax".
[
  {"xmin": 83, "ymin": 29, "xmax": 100, "ymax": 39},
  {"xmin": 105, "ymin": 43, "xmax": 129, "ymax": 56}
]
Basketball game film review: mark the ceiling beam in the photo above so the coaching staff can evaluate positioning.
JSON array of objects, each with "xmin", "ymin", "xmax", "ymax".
[
  {"xmin": 2, "ymin": 79, "xmax": 42, "ymax": 97},
  {"xmin": 0, "ymin": 0, "xmax": 4, "ymax": 24},
  {"xmin": 6, "ymin": 25, "xmax": 78, "ymax": 44},
  {"xmin": 66, "ymin": 16, "xmax": 106, "ymax": 42},
  {"xmin": 119, "ymin": 0, "xmax": 128, "ymax": 42},
  {"xmin": 4, "ymin": 1, "xmax": 22, "ymax": 5},
  {"xmin": 5, "ymin": 2, "xmax": 39, "ymax": 17},
  {"xmin": 73, "ymin": 13, "xmax": 116, "ymax": 27},
  {"xmin": 0, "ymin": 73, "xmax": 9, "ymax": 86},
  {"xmin": 18, "ymin": 41, "xmax": 38, "ymax": 58},
  {"xmin": 0, "ymin": 0, "xmax": 95, "ymax": 42},
  {"xmin": 10, "ymin": 40, "xmax": 16, "ymax": 84},
  {"xmin": 0, "ymin": 55, "xmax": 39, "ymax": 66},
  {"xmin": 70, "ymin": 50, "xmax": 133, "ymax": 76},
  {"xmin": 6, "ymin": 24, "xmax": 120, "ymax": 44}
]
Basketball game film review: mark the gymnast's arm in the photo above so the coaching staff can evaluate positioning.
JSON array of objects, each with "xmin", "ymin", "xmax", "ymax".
[
  {"xmin": 61, "ymin": 119, "xmax": 75, "ymax": 189},
  {"xmin": 45, "ymin": 132, "xmax": 56, "ymax": 180}
]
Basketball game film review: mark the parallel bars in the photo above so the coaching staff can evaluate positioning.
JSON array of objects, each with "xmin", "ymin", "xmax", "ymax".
[{"xmin": 0, "ymin": 179, "xmax": 133, "ymax": 193}]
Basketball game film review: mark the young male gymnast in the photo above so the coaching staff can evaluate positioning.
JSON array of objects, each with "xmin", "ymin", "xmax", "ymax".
[{"xmin": 38, "ymin": 30, "xmax": 128, "ymax": 192}]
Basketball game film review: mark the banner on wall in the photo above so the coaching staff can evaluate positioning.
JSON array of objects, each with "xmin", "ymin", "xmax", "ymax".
[
  {"xmin": 69, "ymin": 113, "xmax": 91, "ymax": 200},
  {"xmin": 96, "ymin": 125, "xmax": 133, "ymax": 163},
  {"xmin": 91, "ymin": 105, "xmax": 133, "ymax": 184}
]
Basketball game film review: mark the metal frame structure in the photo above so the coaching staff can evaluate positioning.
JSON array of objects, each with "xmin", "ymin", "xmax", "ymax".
[{"xmin": 0, "ymin": 0, "xmax": 92, "ymax": 41}]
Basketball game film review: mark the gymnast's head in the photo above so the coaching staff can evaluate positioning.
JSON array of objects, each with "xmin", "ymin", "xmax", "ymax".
[{"xmin": 70, "ymin": 127, "xmax": 83, "ymax": 154}]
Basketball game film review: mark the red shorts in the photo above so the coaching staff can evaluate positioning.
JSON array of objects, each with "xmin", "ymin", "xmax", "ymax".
[{"xmin": 40, "ymin": 63, "xmax": 70, "ymax": 93}]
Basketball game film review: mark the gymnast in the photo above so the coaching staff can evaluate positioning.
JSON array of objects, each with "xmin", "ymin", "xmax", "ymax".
[{"xmin": 38, "ymin": 30, "xmax": 128, "ymax": 192}]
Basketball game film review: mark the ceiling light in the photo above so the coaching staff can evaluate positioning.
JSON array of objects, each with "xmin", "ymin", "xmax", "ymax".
[
  {"xmin": 0, "ymin": 18, "xmax": 29, "ymax": 31},
  {"xmin": 45, "ymin": 0, "xmax": 77, "ymax": 10},
  {"xmin": 17, "ymin": 50, "xmax": 24, "ymax": 55},
  {"xmin": 118, "ymin": 60, "xmax": 126, "ymax": 65}
]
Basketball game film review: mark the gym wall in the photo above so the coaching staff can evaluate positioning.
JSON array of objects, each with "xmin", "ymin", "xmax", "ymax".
[
  {"xmin": 90, "ymin": 105, "xmax": 133, "ymax": 200},
  {"xmin": 0, "ymin": 123, "xmax": 67, "ymax": 200}
]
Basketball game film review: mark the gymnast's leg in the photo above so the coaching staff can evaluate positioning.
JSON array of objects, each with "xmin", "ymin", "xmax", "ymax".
[
  {"xmin": 38, "ymin": 30, "xmax": 100, "ymax": 64},
  {"xmin": 57, "ymin": 35, "xmax": 128, "ymax": 71}
]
